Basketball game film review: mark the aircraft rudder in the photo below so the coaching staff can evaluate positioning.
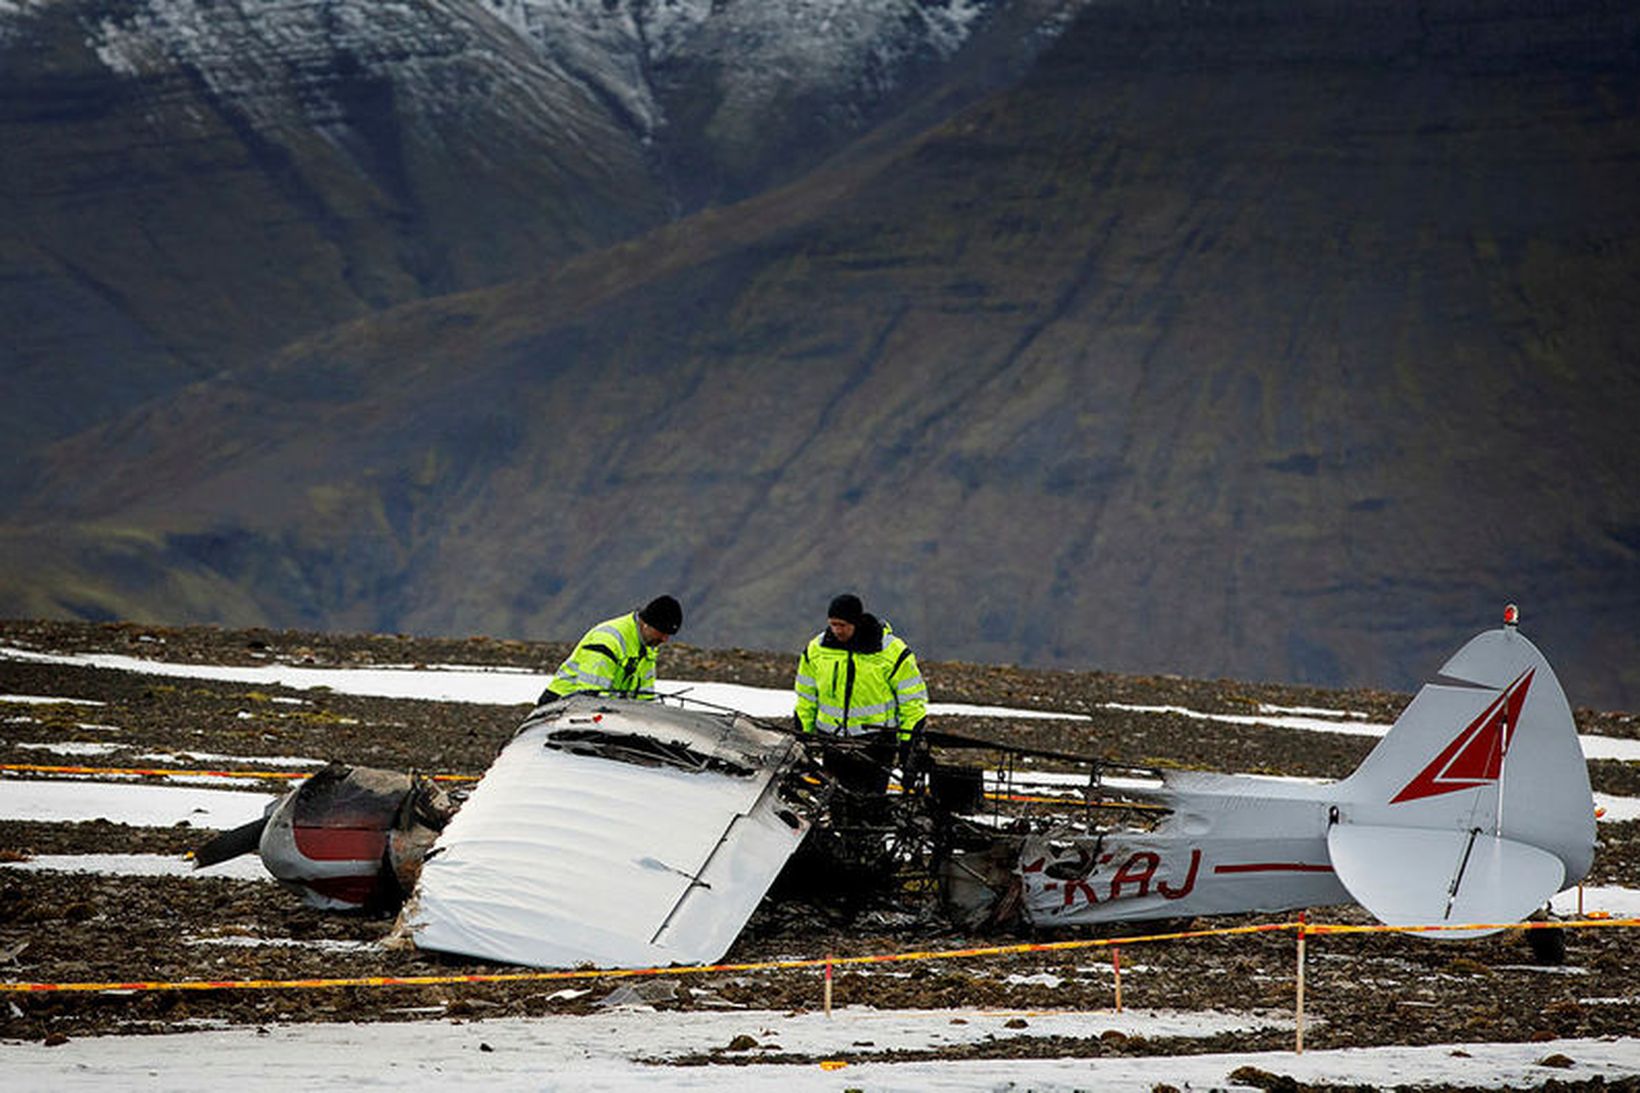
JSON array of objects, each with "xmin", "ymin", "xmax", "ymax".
[{"xmin": 1335, "ymin": 617, "xmax": 1595, "ymax": 882}]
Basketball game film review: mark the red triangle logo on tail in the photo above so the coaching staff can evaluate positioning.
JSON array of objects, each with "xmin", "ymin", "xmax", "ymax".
[{"xmin": 1390, "ymin": 669, "xmax": 1534, "ymax": 804}]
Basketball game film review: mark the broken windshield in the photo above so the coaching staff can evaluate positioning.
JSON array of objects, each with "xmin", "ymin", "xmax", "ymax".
[{"xmin": 543, "ymin": 728, "xmax": 756, "ymax": 777}]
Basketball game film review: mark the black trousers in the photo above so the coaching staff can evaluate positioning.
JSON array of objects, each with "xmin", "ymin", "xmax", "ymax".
[{"xmin": 819, "ymin": 729, "xmax": 898, "ymax": 796}]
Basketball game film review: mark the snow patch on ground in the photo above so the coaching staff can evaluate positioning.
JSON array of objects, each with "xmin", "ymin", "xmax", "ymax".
[
  {"xmin": 1104, "ymin": 699, "xmax": 1640, "ymax": 761},
  {"xmin": 1549, "ymin": 885, "xmax": 1640, "ymax": 918},
  {"xmin": 1, "ymin": 1013, "xmax": 1635, "ymax": 1091},
  {"xmin": 1594, "ymin": 793, "xmax": 1640, "ymax": 822},
  {"xmin": 0, "ymin": 852, "xmax": 271, "ymax": 883},
  {"xmin": 1106, "ymin": 700, "xmax": 1394, "ymax": 737},
  {"xmin": 183, "ymin": 935, "xmax": 373, "ymax": 951},
  {"xmin": 0, "ymin": 779, "xmax": 275, "ymax": 828},
  {"xmin": 10, "ymin": 741, "xmax": 121, "ymax": 757},
  {"xmin": 132, "ymin": 750, "xmax": 324, "ymax": 768},
  {"xmin": 0, "ymin": 644, "xmax": 1090, "ymax": 721},
  {"xmin": 0, "ymin": 694, "xmax": 104, "ymax": 706}
]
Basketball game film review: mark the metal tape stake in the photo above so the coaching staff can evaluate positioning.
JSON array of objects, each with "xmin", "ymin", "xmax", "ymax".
[
  {"xmin": 1112, "ymin": 945, "xmax": 1122, "ymax": 1012},
  {"xmin": 824, "ymin": 953, "xmax": 833, "ymax": 1017},
  {"xmin": 1295, "ymin": 911, "xmax": 1307, "ymax": 1055}
]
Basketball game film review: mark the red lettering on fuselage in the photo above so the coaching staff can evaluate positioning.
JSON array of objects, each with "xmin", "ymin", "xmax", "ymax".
[
  {"xmin": 1109, "ymin": 852, "xmax": 1159, "ymax": 899},
  {"xmin": 1033, "ymin": 847, "xmax": 1204, "ymax": 907},
  {"xmin": 1157, "ymin": 848, "xmax": 1202, "ymax": 900}
]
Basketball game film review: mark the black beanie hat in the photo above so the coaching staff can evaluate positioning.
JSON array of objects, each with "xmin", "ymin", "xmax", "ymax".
[
  {"xmin": 827, "ymin": 593, "xmax": 864, "ymax": 624},
  {"xmin": 639, "ymin": 595, "xmax": 683, "ymax": 635}
]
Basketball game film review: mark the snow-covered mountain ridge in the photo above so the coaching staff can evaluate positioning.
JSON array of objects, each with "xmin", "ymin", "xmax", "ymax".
[
  {"xmin": 483, "ymin": 0, "xmax": 999, "ymax": 140},
  {"xmin": 70, "ymin": 0, "xmax": 1051, "ymax": 177}
]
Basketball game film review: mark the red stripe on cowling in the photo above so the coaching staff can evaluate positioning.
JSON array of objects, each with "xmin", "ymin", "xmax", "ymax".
[
  {"xmin": 1213, "ymin": 862, "xmax": 1335, "ymax": 874},
  {"xmin": 292, "ymin": 826, "xmax": 388, "ymax": 862}
]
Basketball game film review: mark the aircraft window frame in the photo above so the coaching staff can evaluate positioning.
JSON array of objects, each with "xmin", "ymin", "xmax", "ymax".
[{"xmin": 543, "ymin": 727, "xmax": 757, "ymax": 777}]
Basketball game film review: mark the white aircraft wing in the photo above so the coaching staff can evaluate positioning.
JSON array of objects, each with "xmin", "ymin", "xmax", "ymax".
[{"xmin": 397, "ymin": 696, "xmax": 813, "ymax": 969}]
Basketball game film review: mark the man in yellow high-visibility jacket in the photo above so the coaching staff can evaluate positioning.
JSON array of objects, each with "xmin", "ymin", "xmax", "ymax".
[
  {"xmin": 794, "ymin": 593, "xmax": 928, "ymax": 792},
  {"xmin": 537, "ymin": 595, "xmax": 682, "ymax": 704}
]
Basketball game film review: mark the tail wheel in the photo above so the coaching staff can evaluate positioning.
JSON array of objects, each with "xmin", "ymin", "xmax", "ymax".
[{"xmin": 1525, "ymin": 923, "xmax": 1567, "ymax": 965}]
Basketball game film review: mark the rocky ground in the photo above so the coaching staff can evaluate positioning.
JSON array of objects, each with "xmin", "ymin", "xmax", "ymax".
[{"xmin": 2, "ymin": 619, "xmax": 1637, "ymax": 1089}]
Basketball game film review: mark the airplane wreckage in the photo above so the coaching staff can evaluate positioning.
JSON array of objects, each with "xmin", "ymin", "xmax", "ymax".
[{"xmin": 195, "ymin": 610, "xmax": 1598, "ymax": 968}]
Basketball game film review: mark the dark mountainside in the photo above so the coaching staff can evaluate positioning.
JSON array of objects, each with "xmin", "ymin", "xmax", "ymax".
[
  {"xmin": 0, "ymin": 2, "xmax": 657, "ymax": 491},
  {"xmin": 3, "ymin": 1, "xmax": 1639, "ymax": 710},
  {"xmin": 0, "ymin": 0, "xmax": 1066, "ymax": 478}
]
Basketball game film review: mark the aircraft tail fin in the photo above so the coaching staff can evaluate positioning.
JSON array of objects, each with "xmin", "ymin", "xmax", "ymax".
[{"xmin": 1330, "ymin": 612, "xmax": 1596, "ymax": 935}]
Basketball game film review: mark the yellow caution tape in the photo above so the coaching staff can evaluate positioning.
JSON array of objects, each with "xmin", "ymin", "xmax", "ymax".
[
  {"xmin": 0, "ymin": 763, "xmax": 478, "ymax": 782},
  {"xmin": 5, "ymin": 916, "xmax": 1636, "ymax": 996},
  {"xmin": 0, "ymin": 921, "xmax": 1291, "ymax": 994},
  {"xmin": 1299, "ymin": 917, "xmax": 1640, "ymax": 936}
]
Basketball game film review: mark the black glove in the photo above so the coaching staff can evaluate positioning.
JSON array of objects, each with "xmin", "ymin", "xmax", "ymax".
[{"xmin": 896, "ymin": 726, "xmax": 930, "ymax": 781}]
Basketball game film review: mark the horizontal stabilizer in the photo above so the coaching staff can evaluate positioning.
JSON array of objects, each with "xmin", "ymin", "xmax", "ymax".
[{"xmin": 1328, "ymin": 824, "xmax": 1564, "ymax": 938}]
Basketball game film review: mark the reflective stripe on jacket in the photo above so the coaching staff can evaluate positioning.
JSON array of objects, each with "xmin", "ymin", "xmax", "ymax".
[
  {"xmin": 544, "ymin": 611, "xmax": 657, "ymax": 699},
  {"xmin": 793, "ymin": 622, "xmax": 926, "ymax": 741}
]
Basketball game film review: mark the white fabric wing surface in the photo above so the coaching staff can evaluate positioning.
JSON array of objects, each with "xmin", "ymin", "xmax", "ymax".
[{"xmin": 398, "ymin": 697, "xmax": 812, "ymax": 969}]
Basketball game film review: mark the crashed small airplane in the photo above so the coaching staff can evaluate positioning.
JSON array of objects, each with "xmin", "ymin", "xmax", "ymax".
[{"xmin": 195, "ymin": 607, "xmax": 1597, "ymax": 969}]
